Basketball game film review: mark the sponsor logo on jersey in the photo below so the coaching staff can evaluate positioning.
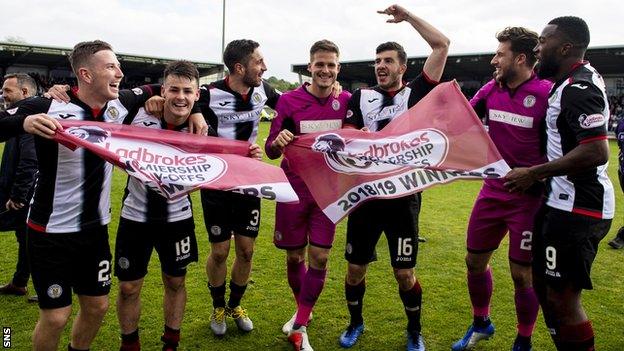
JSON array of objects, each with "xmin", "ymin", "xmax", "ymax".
[
  {"xmin": 367, "ymin": 98, "xmax": 379, "ymax": 103},
  {"xmin": 67, "ymin": 126, "xmax": 110, "ymax": 144},
  {"xmin": 300, "ymin": 119, "xmax": 342, "ymax": 134},
  {"xmin": 548, "ymin": 93, "xmax": 558, "ymax": 105},
  {"xmin": 332, "ymin": 99, "xmax": 341, "ymax": 111},
  {"xmin": 118, "ymin": 257, "xmax": 130, "ymax": 269},
  {"xmin": 523, "ymin": 95, "xmax": 536, "ymax": 108},
  {"xmin": 578, "ymin": 113, "xmax": 605, "ymax": 129},
  {"xmin": 132, "ymin": 87, "xmax": 144, "ymax": 95},
  {"xmin": 311, "ymin": 129, "xmax": 449, "ymax": 175},
  {"xmin": 218, "ymin": 101, "xmax": 232, "ymax": 107},
  {"xmin": 489, "ymin": 109, "xmax": 534, "ymax": 128},
  {"xmin": 47, "ymin": 284, "xmax": 63, "ymax": 299},
  {"xmin": 143, "ymin": 121, "xmax": 158, "ymax": 127},
  {"xmin": 59, "ymin": 113, "xmax": 77, "ymax": 119},
  {"xmin": 210, "ymin": 225, "xmax": 222, "ymax": 236},
  {"xmin": 107, "ymin": 106, "xmax": 120, "ymax": 120},
  {"xmin": 346, "ymin": 110, "xmax": 354, "ymax": 119}
]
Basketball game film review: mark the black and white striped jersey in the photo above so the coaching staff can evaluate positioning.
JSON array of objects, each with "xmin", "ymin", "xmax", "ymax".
[
  {"xmin": 197, "ymin": 77, "xmax": 279, "ymax": 142},
  {"xmin": 344, "ymin": 73, "xmax": 438, "ymax": 132},
  {"xmin": 11, "ymin": 86, "xmax": 156, "ymax": 233},
  {"xmin": 120, "ymin": 107, "xmax": 193, "ymax": 223},
  {"xmin": 544, "ymin": 62, "xmax": 614, "ymax": 219}
]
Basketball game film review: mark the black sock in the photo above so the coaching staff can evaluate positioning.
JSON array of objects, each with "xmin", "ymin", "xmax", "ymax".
[
  {"xmin": 227, "ymin": 281, "xmax": 248, "ymax": 308},
  {"xmin": 514, "ymin": 334, "xmax": 532, "ymax": 347},
  {"xmin": 345, "ymin": 279, "xmax": 365, "ymax": 327},
  {"xmin": 68, "ymin": 345, "xmax": 89, "ymax": 351},
  {"xmin": 473, "ymin": 315, "xmax": 491, "ymax": 329},
  {"xmin": 208, "ymin": 283, "xmax": 226, "ymax": 308}
]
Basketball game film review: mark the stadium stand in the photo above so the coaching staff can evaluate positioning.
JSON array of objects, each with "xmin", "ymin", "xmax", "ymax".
[
  {"xmin": 292, "ymin": 45, "xmax": 624, "ymax": 103},
  {"xmin": 0, "ymin": 41, "xmax": 224, "ymax": 94}
]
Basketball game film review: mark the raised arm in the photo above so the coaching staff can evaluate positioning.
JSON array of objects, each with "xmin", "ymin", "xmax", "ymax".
[{"xmin": 378, "ymin": 4, "xmax": 450, "ymax": 81}]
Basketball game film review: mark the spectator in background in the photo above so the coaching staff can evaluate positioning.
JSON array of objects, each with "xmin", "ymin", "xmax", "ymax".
[{"xmin": 0, "ymin": 73, "xmax": 38, "ymax": 302}]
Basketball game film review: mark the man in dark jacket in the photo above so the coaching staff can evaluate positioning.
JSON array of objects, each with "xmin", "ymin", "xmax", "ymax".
[{"xmin": 0, "ymin": 73, "xmax": 38, "ymax": 301}]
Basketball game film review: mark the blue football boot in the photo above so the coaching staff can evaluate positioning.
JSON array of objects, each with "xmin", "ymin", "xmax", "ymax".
[
  {"xmin": 451, "ymin": 323, "xmax": 495, "ymax": 350},
  {"xmin": 338, "ymin": 323, "xmax": 364, "ymax": 348}
]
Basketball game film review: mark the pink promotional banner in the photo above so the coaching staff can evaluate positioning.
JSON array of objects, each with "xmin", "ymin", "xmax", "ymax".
[
  {"xmin": 284, "ymin": 81, "xmax": 510, "ymax": 223},
  {"xmin": 54, "ymin": 120, "xmax": 299, "ymax": 203}
]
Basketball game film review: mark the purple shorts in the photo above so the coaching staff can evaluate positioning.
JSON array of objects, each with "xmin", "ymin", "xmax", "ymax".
[
  {"xmin": 273, "ymin": 189, "xmax": 336, "ymax": 250},
  {"xmin": 466, "ymin": 185, "xmax": 543, "ymax": 264}
]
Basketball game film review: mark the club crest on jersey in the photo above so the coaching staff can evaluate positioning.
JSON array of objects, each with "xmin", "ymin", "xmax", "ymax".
[
  {"xmin": 311, "ymin": 129, "xmax": 449, "ymax": 175},
  {"xmin": 332, "ymin": 99, "xmax": 341, "ymax": 111},
  {"xmin": 252, "ymin": 92, "xmax": 262, "ymax": 104},
  {"xmin": 578, "ymin": 113, "xmax": 605, "ymax": 129},
  {"xmin": 210, "ymin": 225, "xmax": 222, "ymax": 236},
  {"xmin": 132, "ymin": 87, "xmax": 144, "ymax": 95},
  {"xmin": 118, "ymin": 257, "xmax": 130, "ymax": 270},
  {"xmin": 346, "ymin": 243, "xmax": 353, "ymax": 254},
  {"xmin": 107, "ymin": 106, "xmax": 120, "ymax": 120},
  {"xmin": 346, "ymin": 110, "xmax": 354, "ymax": 119},
  {"xmin": 6, "ymin": 107, "xmax": 18, "ymax": 115},
  {"xmin": 274, "ymin": 230, "xmax": 283, "ymax": 241},
  {"xmin": 47, "ymin": 284, "xmax": 63, "ymax": 299},
  {"xmin": 523, "ymin": 95, "xmax": 536, "ymax": 108},
  {"xmin": 67, "ymin": 126, "xmax": 110, "ymax": 144}
]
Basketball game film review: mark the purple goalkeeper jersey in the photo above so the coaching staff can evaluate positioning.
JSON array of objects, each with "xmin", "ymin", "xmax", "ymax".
[
  {"xmin": 470, "ymin": 74, "xmax": 552, "ymax": 191},
  {"xmin": 265, "ymin": 83, "xmax": 351, "ymax": 189}
]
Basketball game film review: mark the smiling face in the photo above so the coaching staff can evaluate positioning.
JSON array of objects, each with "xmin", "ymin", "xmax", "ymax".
[
  {"xmin": 491, "ymin": 41, "xmax": 519, "ymax": 85},
  {"xmin": 82, "ymin": 49, "xmax": 124, "ymax": 101},
  {"xmin": 161, "ymin": 74, "xmax": 199, "ymax": 123},
  {"xmin": 241, "ymin": 48, "xmax": 267, "ymax": 88},
  {"xmin": 375, "ymin": 50, "xmax": 406, "ymax": 91},
  {"xmin": 534, "ymin": 24, "xmax": 563, "ymax": 79},
  {"xmin": 308, "ymin": 50, "xmax": 340, "ymax": 90},
  {"xmin": 1, "ymin": 78, "xmax": 26, "ymax": 105}
]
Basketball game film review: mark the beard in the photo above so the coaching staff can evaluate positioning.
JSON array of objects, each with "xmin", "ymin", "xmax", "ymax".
[
  {"xmin": 536, "ymin": 55, "xmax": 559, "ymax": 79},
  {"xmin": 495, "ymin": 67, "xmax": 519, "ymax": 87},
  {"xmin": 242, "ymin": 71, "xmax": 261, "ymax": 87}
]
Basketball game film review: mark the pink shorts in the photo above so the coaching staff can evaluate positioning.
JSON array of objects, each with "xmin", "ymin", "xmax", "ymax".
[
  {"xmin": 466, "ymin": 185, "xmax": 543, "ymax": 264},
  {"xmin": 273, "ymin": 191, "xmax": 336, "ymax": 250}
]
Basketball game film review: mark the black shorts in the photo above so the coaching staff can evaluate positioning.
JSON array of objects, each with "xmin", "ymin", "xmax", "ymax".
[
  {"xmin": 114, "ymin": 217, "xmax": 197, "ymax": 281},
  {"xmin": 532, "ymin": 206, "xmax": 611, "ymax": 290},
  {"xmin": 27, "ymin": 225, "xmax": 112, "ymax": 309},
  {"xmin": 345, "ymin": 193, "xmax": 421, "ymax": 269},
  {"xmin": 201, "ymin": 189, "xmax": 261, "ymax": 243}
]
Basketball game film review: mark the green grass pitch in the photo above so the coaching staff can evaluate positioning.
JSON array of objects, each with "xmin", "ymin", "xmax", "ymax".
[{"xmin": 0, "ymin": 122, "xmax": 622, "ymax": 350}]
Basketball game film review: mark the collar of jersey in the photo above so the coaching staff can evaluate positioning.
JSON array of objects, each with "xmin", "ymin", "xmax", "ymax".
[{"xmin": 67, "ymin": 88, "xmax": 105, "ymax": 120}]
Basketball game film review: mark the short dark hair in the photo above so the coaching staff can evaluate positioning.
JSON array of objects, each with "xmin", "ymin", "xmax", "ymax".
[
  {"xmin": 496, "ymin": 27, "xmax": 539, "ymax": 67},
  {"xmin": 376, "ymin": 42, "xmax": 407, "ymax": 64},
  {"xmin": 223, "ymin": 39, "xmax": 260, "ymax": 73},
  {"xmin": 163, "ymin": 60, "xmax": 199, "ymax": 86},
  {"xmin": 3, "ymin": 73, "xmax": 38, "ymax": 94},
  {"xmin": 548, "ymin": 16, "xmax": 590, "ymax": 49},
  {"xmin": 69, "ymin": 40, "xmax": 114, "ymax": 75},
  {"xmin": 310, "ymin": 39, "xmax": 340, "ymax": 60}
]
